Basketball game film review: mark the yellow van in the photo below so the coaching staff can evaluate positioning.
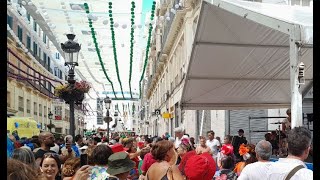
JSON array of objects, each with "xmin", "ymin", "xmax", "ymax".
[{"xmin": 7, "ymin": 117, "xmax": 40, "ymax": 138}]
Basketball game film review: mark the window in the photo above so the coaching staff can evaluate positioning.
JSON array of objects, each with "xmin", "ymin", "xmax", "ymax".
[
  {"xmin": 43, "ymin": 53, "xmax": 47, "ymax": 64},
  {"xmin": 43, "ymin": 34, "xmax": 47, "ymax": 43},
  {"xmin": 18, "ymin": 96, "xmax": 24, "ymax": 112},
  {"xmin": 27, "ymin": 99, "xmax": 31, "ymax": 113},
  {"xmin": 34, "ymin": 102, "xmax": 37, "ymax": 115},
  {"xmin": 55, "ymin": 53, "xmax": 60, "ymax": 59},
  {"xmin": 39, "ymin": 47, "xmax": 41, "ymax": 59},
  {"xmin": 33, "ymin": 42, "xmax": 38, "ymax": 56},
  {"xmin": 27, "ymin": 36, "xmax": 31, "ymax": 49},
  {"xmin": 27, "ymin": 12, "xmax": 31, "ymax": 21},
  {"xmin": 44, "ymin": 106, "xmax": 47, "ymax": 117},
  {"xmin": 55, "ymin": 128, "xmax": 62, "ymax": 133},
  {"xmin": 17, "ymin": 25, "xmax": 23, "ymax": 42},
  {"xmin": 7, "ymin": 15, "xmax": 13, "ymax": 28},
  {"xmin": 48, "ymin": 57, "xmax": 51, "ymax": 68},
  {"xmin": 7, "ymin": 91, "xmax": 10, "ymax": 107},
  {"xmin": 33, "ymin": 22, "xmax": 37, "ymax": 32},
  {"xmin": 39, "ymin": 104, "xmax": 42, "ymax": 116}
]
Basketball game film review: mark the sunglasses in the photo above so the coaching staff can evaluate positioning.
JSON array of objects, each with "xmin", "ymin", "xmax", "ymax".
[
  {"xmin": 44, "ymin": 152, "xmax": 59, "ymax": 158},
  {"xmin": 105, "ymin": 176, "xmax": 119, "ymax": 180}
]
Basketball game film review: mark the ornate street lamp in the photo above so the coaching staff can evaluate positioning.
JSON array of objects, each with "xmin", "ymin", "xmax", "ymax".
[
  {"xmin": 47, "ymin": 111, "xmax": 54, "ymax": 133},
  {"xmin": 61, "ymin": 34, "xmax": 81, "ymax": 138},
  {"xmin": 104, "ymin": 96, "xmax": 112, "ymax": 139}
]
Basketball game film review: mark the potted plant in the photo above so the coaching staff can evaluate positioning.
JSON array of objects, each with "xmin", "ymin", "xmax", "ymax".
[{"xmin": 54, "ymin": 81, "xmax": 91, "ymax": 104}]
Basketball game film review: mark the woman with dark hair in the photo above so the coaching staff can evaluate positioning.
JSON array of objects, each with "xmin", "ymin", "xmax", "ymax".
[
  {"xmin": 146, "ymin": 140, "xmax": 183, "ymax": 180},
  {"xmin": 12, "ymin": 148, "xmax": 38, "ymax": 170},
  {"xmin": 214, "ymin": 156, "xmax": 237, "ymax": 180},
  {"xmin": 233, "ymin": 144, "xmax": 257, "ymax": 176},
  {"xmin": 7, "ymin": 158, "xmax": 41, "ymax": 180},
  {"xmin": 40, "ymin": 153, "xmax": 62, "ymax": 180},
  {"xmin": 90, "ymin": 144, "xmax": 114, "ymax": 180}
]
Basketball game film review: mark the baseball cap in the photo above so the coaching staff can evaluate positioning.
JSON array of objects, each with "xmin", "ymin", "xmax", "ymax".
[{"xmin": 184, "ymin": 153, "xmax": 216, "ymax": 180}]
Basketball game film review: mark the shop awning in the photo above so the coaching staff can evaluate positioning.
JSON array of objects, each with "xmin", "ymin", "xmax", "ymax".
[{"xmin": 181, "ymin": 0, "xmax": 313, "ymax": 110}]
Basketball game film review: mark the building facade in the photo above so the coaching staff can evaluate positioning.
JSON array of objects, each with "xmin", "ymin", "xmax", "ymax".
[
  {"xmin": 139, "ymin": 0, "xmax": 313, "ymax": 142},
  {"xmin": 7, "ymin": 2, "xmax": 86, "ymax": 136}
]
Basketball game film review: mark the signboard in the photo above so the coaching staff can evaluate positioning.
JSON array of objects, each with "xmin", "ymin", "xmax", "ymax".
[
  {"xmin": 55, "ymin": 116, "xmax": 62, "ymax": 120},
  {"xmin": 162, "ymin": 113, "xmax": 172, "ymax": 119},
  {"xmin": 155, "ymin": 109, "xmax": 161, "ymax": 115}
]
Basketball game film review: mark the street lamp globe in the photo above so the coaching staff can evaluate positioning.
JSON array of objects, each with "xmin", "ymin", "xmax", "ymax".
[
  {"xmin": 48, "ymin": 111, "xmax": 53, "ymax": 120},
  {"xmin": 104, "ymin": 96, "xmax": 112, "ymax": 110},
  {"xmin": 61, "ymin": 34, "xmax": 81, "ymax": 66}
]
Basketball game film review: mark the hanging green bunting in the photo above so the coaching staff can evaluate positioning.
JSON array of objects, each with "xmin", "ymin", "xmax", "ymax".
[
  {"xmin": 108, "ymin": 2, "xmax": 126, "ymax": 99},
  {"xmin": 139, "ymin": 1, "xmax": 156, "ymax": 98},
  {"xmin": 83, "ymin": 3, "xmax": 118, "ymax": 99},
  {"xmin": 128, "ymin": 1, "xmax": 136, "ymax": 99}
]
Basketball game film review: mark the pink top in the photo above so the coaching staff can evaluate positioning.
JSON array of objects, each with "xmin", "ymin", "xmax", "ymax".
[{"xmin": 141, "ymin": 152, "xmax": 157, "ymax": 172}]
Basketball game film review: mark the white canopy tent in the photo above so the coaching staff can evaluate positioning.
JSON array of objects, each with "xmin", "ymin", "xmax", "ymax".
[{"xmin": 181, "ymin": 0, "xmax": 313, "ymax": 128}]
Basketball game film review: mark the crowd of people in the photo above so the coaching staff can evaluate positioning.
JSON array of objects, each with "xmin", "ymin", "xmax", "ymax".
[{"xmin": 7, "ymin": 125, "xmax": 313, "ymax": 180}]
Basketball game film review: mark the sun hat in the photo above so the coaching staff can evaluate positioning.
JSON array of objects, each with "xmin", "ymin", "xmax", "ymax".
[
  {"xmin": 107, "ymin": 152, "xmax": 136, "ymax": 176},
  {"xmin": 184, "ymin": 152, "xmax": 216, "ymax": 180},
  {"xmin": 110, "ymin": 144, "xmax": 129, "ymax": 153}
]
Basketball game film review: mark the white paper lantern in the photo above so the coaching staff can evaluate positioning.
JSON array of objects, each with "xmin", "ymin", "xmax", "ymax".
[
  {"xmin": 138, "ymin": 24, "xmax": 142, "ymax": 29},
  {"xmin": 28, "ymin": 2, "xmax": 33, "ymax": 6},
  {"xmin": 72, "ymin": 4, "xmax": 83, "ymax": 10},
  {"xmin": 21, "ymin": 1, "xmax": 26, "ymax": 5},
  {"xmin": 122, "ymin": 24, "xmax": 127, "ymax": 29},
  {"xmin": 103, "ymin": 19, "xmax": 109, "ymax": 25},
  {"xmin": 175, "ymin": 4, "xmax": 180, "ymax": 9},
  {"xmin": 24, "ymin": 49, "xmax": 28, "ymax": 53},
  {"xmin": 166, "ymin": 16, "xmax": 170, "ymax": 21},
  {"xmin": 62, "ymin": 5, "xmax": 66, "ymax": 9},
  {"xmin": 35, "ymin": 10, "xmax": 40, "ymax": 14},
  {"xmin": 43, "ymin": 12, "xmax": 48, "ymax": 16},
  {"xmin": 114, "ymin": 22, "xmax": 119, "ymax": 28}
]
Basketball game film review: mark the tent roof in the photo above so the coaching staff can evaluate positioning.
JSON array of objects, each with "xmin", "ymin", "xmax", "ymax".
[{"xmin": 181, "ymin": 0, "xmax": 313, "ymax": 110}]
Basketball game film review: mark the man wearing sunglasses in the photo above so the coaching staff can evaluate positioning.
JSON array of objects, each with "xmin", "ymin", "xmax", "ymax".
[{"xmin": 35, "ymin": 132, "xmax": 74, "ymax": 166}]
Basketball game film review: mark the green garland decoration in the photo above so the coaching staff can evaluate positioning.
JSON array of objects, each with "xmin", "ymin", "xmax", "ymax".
[
  {"xmin": 139, "ymin": 1, "xmax": 156, "ymax": 98},
  {"xmin": 128, "ymin": 1, "xmax": 136, "ymax": 99},
  {"xmin": 83, "ymin": 3, "xmax": 118, "ymax": 99},
  {"xmin": 108, "ymin": 2, "xmax": 125, "ymax": 99}
]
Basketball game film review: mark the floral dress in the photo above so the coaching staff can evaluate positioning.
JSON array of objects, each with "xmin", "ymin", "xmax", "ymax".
[{"xmin": 90, "ymin": 166, "xmax": 109, "ymax": 180}]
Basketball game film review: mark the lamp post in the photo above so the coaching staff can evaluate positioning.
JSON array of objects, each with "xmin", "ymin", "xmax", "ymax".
[
  {"xmin": 61, "ymin": 34, "xmax": 81, "ymax": 138},
  {"xmin": 48, "ymin": 111, "xmax": 53, "ymax": 133},
  {"xmin": 104, "ymin": 96, "xmax": 112, "ymax": 139}
]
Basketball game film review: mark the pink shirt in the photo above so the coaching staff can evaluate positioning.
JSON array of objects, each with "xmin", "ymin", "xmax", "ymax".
[{"xmin": 141, "ymin": 152, "xmax": 157, "ymax": 172}]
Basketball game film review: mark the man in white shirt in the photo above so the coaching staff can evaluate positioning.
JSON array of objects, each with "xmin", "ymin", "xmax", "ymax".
[
  {"xmin": 267, "ymin": 127, "xmax": 313, "ymax": 180},
  {"xmin": 174, "ymin": 127, "xmax": 184, "ymax": 149},
  {"xmin": 206, "ymin": 130, "xmax": 220, "ymax": 161},
  {"xmin": 238, "ymin": 140, "xmax": 273, "ymax": 180}
]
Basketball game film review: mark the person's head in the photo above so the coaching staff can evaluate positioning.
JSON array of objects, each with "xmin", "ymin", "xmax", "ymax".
[
  {"xmin": 107, "ymin": 152, "xmax": 136, "ymax": 180},
  {"xmin": 40, "ymin": 153, "xmax": 61, "ymax": 179},
  {"xmin": 85, "ymin": 145, "xmax": 96, "ymax": 166},
  {"xmin": 92, "ymin": 144, "xmax": 114, "ymax": 166},
  {"xmin": 75, "ymin": 135, "xmax": 83, "ymax": 144},
  {"xmin": 239, "ymin": 144, "xmax": 257, "ymax": 165},
  {"xmin": 220, "ymin": 144, "xmax": 234, "ymax": 156},
  {"xmin": 123, "ymin": 138, "xmax": 134, "ymax": 149},
  {"xmin": 177, "ymin": 138, "xmax": 192, "ymax": 157},
  {"xmin": 264, "ymin": 133, "xmax": 271, "ymax": 141},
  {"xmin": 12, "ymin": 148, "xmax": 37, "ymax": 170},
  {"xmin": 190, "ymin": 137, "xmax": 195, "ymax": 144},
  {"xmin": 140, "ymin": 148, "xmax": 150, "ymax": 160},
  {"xmin": 287, "ymin": 127, "xmax": 312, "ymax": 160},
  {"xmin": 7, "ymin": 158, "xmax": 40, "ymax": 180},
  {"xmin": 184, "ymin": 153, "xmax": 216, "ymax": 180},
  {"xmin": 224, "ymin": 135, "xmax": 232, "ymax": 144},
  {"xmin": 199, "ymin": 136, "xmax": 206, "ymax": 146},
  {"xmin": 39, "ymin": 132, "xmax": 55, "ymax": 148},
  {"xmin": 61, "ymin": 158, "xmax": 80, "ymax": 178},
  {"xmin": 220, "ymin": 156, "xmax": 234, "ymax": 170},
  {"xmin": 216, "ymin": 136, "xmax": 221, "ymax": 142},
  {"xmin": 174, "ymin": 127, "xmax": 184, "ymax": 139},
  {"xmin": 238, "ymin": 129, "xmax": 244, "ymax": 137},
  {"xmin": 93, "ymin": 137, "xmax": 101, "ymax": 145},
  {"xmin": 207, "ymin": 131, "xmax": 215, "ymax": 140},
  {"xmin": 64, "ymin": 135, "xmax": 73, "ymax": 144},
  {"xmin": 255, "ymin": 140, "xmax": 272, "ymax": 161},
  {"xmin": 286, "ymin": 108, "xmax": 291, "ymax": 121},
  {"xmin": 151, "ymin": 140, "xmax": 175, "ymax": 162}
]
